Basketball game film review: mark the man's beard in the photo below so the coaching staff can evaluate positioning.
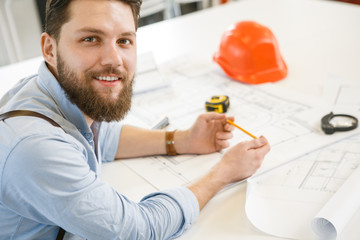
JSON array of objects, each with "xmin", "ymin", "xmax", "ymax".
[{"xmin": 56, "ymin": 54, "xmax": 133, "ymax": 122}]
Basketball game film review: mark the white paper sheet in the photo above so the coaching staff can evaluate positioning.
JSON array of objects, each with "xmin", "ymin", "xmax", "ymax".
[
  {"xmin": 312, "ymin": 162, "xmax": 360, "ymax": 239},
  {"xmin": 246, "ymin": 133, "xmax": 360, "ymax": 240},
  {"xmin": 244, "ymin": 82, "xmax": 360, "ymax": 240}
]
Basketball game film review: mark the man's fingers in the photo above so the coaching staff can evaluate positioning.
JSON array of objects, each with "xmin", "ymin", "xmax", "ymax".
[
  {"xmin": 247, "ymin": 136, "xmax": 270, "ymax": 150},
  {"xmin": 224, "ymin": 122, "xmax": 234, "ymax": 132},
  {"xmin": 201, "ymin": 112, "xmax": 236, "ymax": 124},
  {"xmin": 216, "ymin": 131, "xmax": 233, "ymax": 140},
  {"xmin": 200, "ymin": 112, "xmax": 226, "ymax": 121},
  {"xmin": 226, "ymin": 116, "xmax": 235, "ymax": 122},
  {"xmin": 216, "ymin": 139, "xmax": 230, "ymax": 149}
]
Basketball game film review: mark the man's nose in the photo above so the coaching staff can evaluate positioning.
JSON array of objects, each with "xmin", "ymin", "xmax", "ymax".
[{"xmin": 100, "ymin": 43, "xmax": 124, "ymax": 67}]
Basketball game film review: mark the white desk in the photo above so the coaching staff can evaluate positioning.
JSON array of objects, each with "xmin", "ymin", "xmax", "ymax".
[{"xmin": 1, "ymin": 0, "xmax": 360, "ymax": 239}]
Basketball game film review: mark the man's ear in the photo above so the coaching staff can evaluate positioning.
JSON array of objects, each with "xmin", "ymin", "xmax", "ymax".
[{"xmin": 41, "ymin": 32, "xmax": 57, "ymax": 69}]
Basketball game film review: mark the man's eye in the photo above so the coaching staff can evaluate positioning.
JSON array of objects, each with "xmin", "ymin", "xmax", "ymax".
[
  {"xmin": 118, "ymin": 39, "xmax": 131, "ymax": 45},
  {"xmin": 84, "ymin": 37, "xmax": 97, "ymax": 42}
]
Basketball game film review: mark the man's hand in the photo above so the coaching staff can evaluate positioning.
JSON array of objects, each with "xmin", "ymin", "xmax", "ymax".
[
  {"xmin": 187, "ymin": 136, "xmax": 270, "ymax": 210},
  {"xmin": 215, "ymin": 136, "xmax": 270, "ymax": 183},
  {"xmin": 175, "ymin": 112, "xmax": 235, "ymax": 154}
]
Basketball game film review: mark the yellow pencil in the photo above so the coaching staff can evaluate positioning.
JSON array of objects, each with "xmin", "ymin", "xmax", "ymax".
[{"xmin": 227, "ymin": 119, "xmax": 258, "ymax": 139}]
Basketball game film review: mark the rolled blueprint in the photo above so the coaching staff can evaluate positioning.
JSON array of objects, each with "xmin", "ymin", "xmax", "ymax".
[{"xmin": 311, "ymin": 165, "xmax": 360, "ymax": 239}]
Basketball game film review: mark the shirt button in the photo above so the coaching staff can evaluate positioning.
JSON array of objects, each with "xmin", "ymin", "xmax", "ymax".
[{"xmin": 85, "ymin": 133, "xmax": 92, "ymax": 140}]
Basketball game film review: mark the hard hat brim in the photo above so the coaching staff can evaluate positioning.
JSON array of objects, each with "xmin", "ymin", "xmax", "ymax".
[{"xmin": 213, "ymin": 53, "xmax": 288, "ymax": 84}]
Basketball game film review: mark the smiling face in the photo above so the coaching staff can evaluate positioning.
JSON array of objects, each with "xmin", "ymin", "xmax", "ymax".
[{"xmin": 42, "ymin": 0, "xmax": 137, "ymax": 122}]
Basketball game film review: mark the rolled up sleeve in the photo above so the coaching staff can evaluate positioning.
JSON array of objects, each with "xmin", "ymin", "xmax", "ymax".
[
  {"xmin": 140, "ymin": 187, "xmax": 200, "ymax": 239},
  {"xmin": 2, "ymin": 133, "xmax": 199, "ymax": 240}
]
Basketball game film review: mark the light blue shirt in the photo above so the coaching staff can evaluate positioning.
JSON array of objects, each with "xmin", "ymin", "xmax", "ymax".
[{"xmin": 0, "ymin": 62, "xmax": 199, "ymax": 239}]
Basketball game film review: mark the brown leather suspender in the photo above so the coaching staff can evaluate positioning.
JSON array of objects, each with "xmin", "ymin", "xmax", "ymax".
[
  {"xmin": 0, "ymin": 109, "xmax": 66, "ymax": 240},
  {"xmin": 0, "ymin": 110, "xmax": 62, "ymax": 128}
]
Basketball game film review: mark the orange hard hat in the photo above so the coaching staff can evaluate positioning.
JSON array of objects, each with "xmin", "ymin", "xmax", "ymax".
[{"xmin": 213, "ymin": 21, "xmax": 288, "ymax": 84}]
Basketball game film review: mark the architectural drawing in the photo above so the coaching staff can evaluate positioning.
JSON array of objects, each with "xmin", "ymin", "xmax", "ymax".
[
  {"xmin": 300, "ymin": 152, "xmax": 360, "ymax": 193},
  {"xmin": 334, "ymin": 85, "xmax": 360, "ymax": 107},
  {"xmin": 122, "ymin": 153, "xmax": 221, "ymax": 190},
  {"xmin": 245, "ymin": 130, "xmax": 360, "ymax": 240},
  {"xmin": 121, "ymin": 57, "xmax": 360, "ymax": 191},
  {"xmin": 250, "ymin": 134, "xmax": 360, "ymax": 193}
]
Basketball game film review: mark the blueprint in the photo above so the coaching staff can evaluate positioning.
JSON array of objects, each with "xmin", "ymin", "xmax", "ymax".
[
  {"xmin": 245, "ymin": 84, "xmax": 360, "ymax": 240},
  {"xmin": 246, "ymin": 133, "xmax": 360, "ymax": 240},
  {"xmin": 120, "ymin": 153, "xmax": 221, "ymax": 190},
  {"xmin": 120, "ymin": 55, "xmax": 360, "ymax": 191},
  {"xmin": 251, "ymin": 135, "xmax": 360, "ymax": 193}
]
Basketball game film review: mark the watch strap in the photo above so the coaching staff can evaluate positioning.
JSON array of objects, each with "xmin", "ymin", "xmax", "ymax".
[{"xmin": 165, "ymin": 130, "xmax": 177, "ymax": 156}]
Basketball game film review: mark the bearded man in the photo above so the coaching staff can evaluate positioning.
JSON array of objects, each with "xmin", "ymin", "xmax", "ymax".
[{"xmin": 0, "ymin": 0, "xmax": 270, "ymax": 239}]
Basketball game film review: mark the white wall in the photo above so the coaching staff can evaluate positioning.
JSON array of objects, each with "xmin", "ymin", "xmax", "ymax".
[
  {"xmin": 0, "ymin": 34, "xmax": 9, "ymax": 66},
  {"xmin": 0, "ymin": 3, "xmax": 15, "ymax": 66},
  {"xmin": 0, "ymin": 0, "xmax": 42, "ymax": 66}
]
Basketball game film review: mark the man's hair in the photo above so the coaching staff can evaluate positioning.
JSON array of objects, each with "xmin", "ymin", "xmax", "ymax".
[{"xmin": 45, "ymin": 0, "xmax": 142, "ymax": 41}]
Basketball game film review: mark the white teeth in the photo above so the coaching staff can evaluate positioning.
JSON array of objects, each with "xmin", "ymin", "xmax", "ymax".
[{"xmin": 96, "ymin": 76, "xmax": 119, "ymax": 81}]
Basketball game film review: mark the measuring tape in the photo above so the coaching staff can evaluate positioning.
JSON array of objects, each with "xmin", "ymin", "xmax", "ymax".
[{"xmin": 205, "ymin": 95, "xmax": 230, "ymax": 113}]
